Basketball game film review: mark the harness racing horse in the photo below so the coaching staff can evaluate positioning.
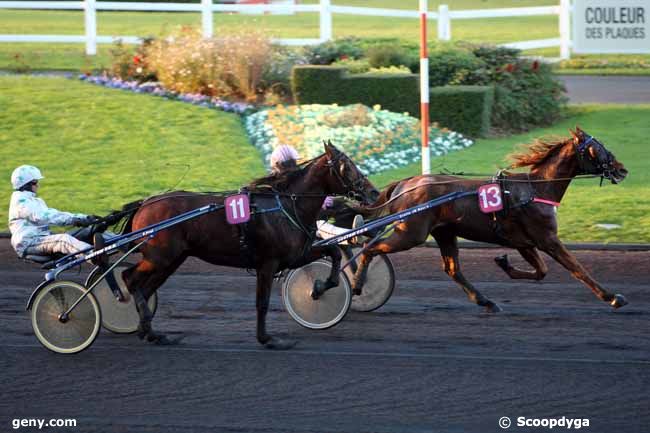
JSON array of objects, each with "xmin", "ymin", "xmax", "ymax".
[
  {"xmin": 123, "ymin": 142, "xmax": 379, "ymax": 349},
  {"xmin": 350, "ymin": 127, "xmax": 629, "ymax": 312}
]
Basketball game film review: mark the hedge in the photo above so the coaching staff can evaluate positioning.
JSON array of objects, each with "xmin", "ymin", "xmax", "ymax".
[
  {"xmin": 429, "ymin": 86, "xmax": 494, "ymax": 137},
  {"xmin": 291, "ymin": 65, "xmax": 493, "ymax": 137}
]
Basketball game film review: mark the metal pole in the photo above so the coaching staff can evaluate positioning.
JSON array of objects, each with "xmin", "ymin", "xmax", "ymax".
[
  {"xmin": 420, "ymin": 0, "xmax": 430, "ymax": 175},
  {"xmin": 84, "ymin": 0, "xmax": 97, "ymax": 55}
]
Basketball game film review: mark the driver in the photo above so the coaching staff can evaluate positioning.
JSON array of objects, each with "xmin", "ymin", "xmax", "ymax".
[
  {"xmin": 269, "ymin": 145, "xmax": 365, "ymax": 244},
  {"xmin": 9, "ymin": 165, "xmax": 97, "ymax": 258}
]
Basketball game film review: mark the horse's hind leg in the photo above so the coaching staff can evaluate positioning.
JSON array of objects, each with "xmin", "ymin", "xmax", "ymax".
[
  {"xmin": 433, "ymin": 229, "xmax": 501, "ymax": 313},
  {"xmin": 123, "ymin": 253, "xmax": 186, "ymax": 344},
  {"xmin": 495, "ymin": 247, "xmax": 548, "ymax": 280},
  {"xmin": 538, "ymin": 236, "xmax": 627, "ymax": 308}
]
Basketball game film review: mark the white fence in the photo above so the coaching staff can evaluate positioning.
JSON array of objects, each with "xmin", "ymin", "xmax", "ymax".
[{"xmin": 0, "ymin": 0, "xmax": 571, "ymax": 58}]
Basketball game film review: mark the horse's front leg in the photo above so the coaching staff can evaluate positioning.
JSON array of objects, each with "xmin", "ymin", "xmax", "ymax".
[
  {"xmin": 539, "ymin": 236, "xmax": 627, "ymax": 308},
  {"xmin": 306, "ymin": 244, "xmax": 341, "ymax": 299},
  {"xmin": 256, "ymin": 261, "xmax": 296, "ymax": 350}
]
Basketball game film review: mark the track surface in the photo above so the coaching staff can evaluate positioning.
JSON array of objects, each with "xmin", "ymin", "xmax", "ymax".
[{"xmin": 0, "ymin": 239, "xmax": 648, "ymax": 433}]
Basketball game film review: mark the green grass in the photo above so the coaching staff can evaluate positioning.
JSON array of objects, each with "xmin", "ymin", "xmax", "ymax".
[
  {"xmin": 370, "ymin": 105, "xmax": 650, "ymax": 243},
  {"xmin": 0, "ymin": 76, "xmax": 265, "ymax": 229}
]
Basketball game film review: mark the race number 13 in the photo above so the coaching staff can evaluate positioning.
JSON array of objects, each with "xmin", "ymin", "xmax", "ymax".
[
  {"xmin": 225, "ymin": 194, "xmax": 251, "ymax": 224},
  {"xmin": 478, "ymin": 184, "xmax": 503, "ymax": 213}
]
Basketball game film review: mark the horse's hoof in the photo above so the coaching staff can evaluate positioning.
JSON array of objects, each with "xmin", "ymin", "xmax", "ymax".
[
  {"xmin": 610, "ymin": 294, "xmax": 628, "ymax": 309},
  {"xmin": 150, "ymin": 334, "xmax": 184, "ymax": 346},
  {"xmin": 485, "ymin": 302, "xmax": 502, "ymax": 313},
  {"xmin": 264, "ymin": 337, "xmax": 297, "ymax": 350},
  {"xmin": 352, "ymin": 287, "xmax": 362, "ymax": 296},
  {"xmin": 494, "ymin": 255, "xmax": 510, "ymax": 271},
  {"xmin": 311, "ymin": 280, "xmax": 325, "ymax": 300}
]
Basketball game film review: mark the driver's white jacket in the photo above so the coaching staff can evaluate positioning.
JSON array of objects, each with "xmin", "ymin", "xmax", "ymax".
[{"xmin": 8, "ymin": 191, "xmax": 86, "ymax": 256}]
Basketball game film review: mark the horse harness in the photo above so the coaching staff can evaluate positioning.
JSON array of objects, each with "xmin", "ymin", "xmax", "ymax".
[{"xmin": 488, "ymin": 171, "xmax": 561, "ymax": 240}]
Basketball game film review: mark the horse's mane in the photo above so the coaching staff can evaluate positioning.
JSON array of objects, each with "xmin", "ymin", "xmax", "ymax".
[
  {"xmin": 507, "ymin": 137, "xmax": 570, "ymax": 169},
  {"xmin": 248, "ymin": 154, "xmax": 322, "ymax": 191}
]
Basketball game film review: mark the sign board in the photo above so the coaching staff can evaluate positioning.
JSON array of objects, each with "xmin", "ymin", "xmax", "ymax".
[
  {"xmin": 225, "ymin": 194, "xmax": 251, "ymax": 224},
  {"xmin": 573, "ymin": 0, "xmax": 650, "ymax": 53},
  {"xmin": 477, "ymin": 184, "xmax": 504, "ymax": 214}
]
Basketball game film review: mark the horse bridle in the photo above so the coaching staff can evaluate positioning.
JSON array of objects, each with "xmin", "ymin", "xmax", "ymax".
[
  {"xmin": 326, "ymin": 153, "xmax": 370, "ymax": 202},
  {"xmin": 574, "ymin": 134, "xmax": 616, "ymax": 182}
]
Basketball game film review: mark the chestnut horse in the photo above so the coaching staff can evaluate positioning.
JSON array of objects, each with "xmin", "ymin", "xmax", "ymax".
[
  {"xmin": 350, "ymin": 128, "xmax": 628, "ymax": 312},
  {"xmin": 122, "ymin": 143, "xmax": 379, "ymax": 349}
]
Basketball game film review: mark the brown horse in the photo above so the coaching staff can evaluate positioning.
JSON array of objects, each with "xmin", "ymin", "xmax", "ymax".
[
  {"xmin": 122, "ymin": 143, "xmax": 379, "ymax": 349},
  {"xmin": 350, "ymin": 127, "xmax": 629, "ymax": 312}
]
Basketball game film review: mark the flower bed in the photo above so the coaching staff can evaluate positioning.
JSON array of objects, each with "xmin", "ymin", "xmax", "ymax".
[
  {"xmin": 79, "ymin": 75, "xmax": 255, "ymax": 115},
  {"xmin": 245, "ymin": 103, "xmax": 473, "ymax": 175}
]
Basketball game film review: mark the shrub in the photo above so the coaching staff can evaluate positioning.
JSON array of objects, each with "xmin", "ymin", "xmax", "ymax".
[
  {"xmin": 304, "ymin": 37, "xmax": 365, "ymax": 65},
  {"xmin": 109, "ymin": 38, "xmax": 156, "ymax": 82},
  {"xmin": 262, "ymin": 46, "xmax": 309, "ymax": 99},
  {"xmin": 145, "ymin": 27, "xmax": 272, "ymax": 101},
  {"xmin": 427, "ymin": 48, "xmax": 487, "ymax": 86},
  {"xmin": 366, "ymin": 65, "xmax": 412, "ymax": 75},
  {"xmin": 429, "ymin": 86, "xmax": 494, "ymax": 137},
  {"xmin": 331, "ymin": 57, "xmax": 371, "ymax": 74},
  {"xmin": 291, "ymin": 66, "xmax": 492, "ymax": 137},
  {"xmin": 469, "ymin": 44, "xmax": 520, "ymax": 69},
  {"xmin": 490, "ymin": 60, "xmax": 567, "ymax": 132},
  {"xmin": 366, "ymin": 44, "xmax": 414, "ymax": 69},
  {"xmin": 441, "ymin": 43, "xmax": 567, "ymax": 132}
]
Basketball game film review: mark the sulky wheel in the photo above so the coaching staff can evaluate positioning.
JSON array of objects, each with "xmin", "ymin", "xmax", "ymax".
[
  {"xmin": 85, "ymin": 264, "xmax": 158, "ymax": 334},
  {"xmin": 31, "ymin": 280, "xmax": 101, "ymax": 354},
  {"xmin": 282, "ymin": 259, "xmax": 352, "ymax": 330},
  {"xmin": 341, "ymin": 247, "xmax": 395, "ymax": 312}
]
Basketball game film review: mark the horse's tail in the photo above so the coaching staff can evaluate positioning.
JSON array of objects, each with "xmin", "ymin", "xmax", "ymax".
[{"xmin": 116, "ymin": 199, "xmax": 144, "ymax": 234}]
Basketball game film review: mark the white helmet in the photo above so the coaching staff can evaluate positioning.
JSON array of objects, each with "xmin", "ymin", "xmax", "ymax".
[
  {"xmin": 11, "ymin": 165, "xmax": 44, "ymax": 190},
  {"xmin": 270, "ymin": 145, "xmax": 300, "ymax": 169}
]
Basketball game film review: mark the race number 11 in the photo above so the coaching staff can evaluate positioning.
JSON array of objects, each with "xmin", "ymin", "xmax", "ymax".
[
  {"xmin": 478, "ymin": 184, "xmax": 503, "ymax": 213},
  {"xmin": 225, "ymin": 194, "xmax": 251, "ymax": 224}
]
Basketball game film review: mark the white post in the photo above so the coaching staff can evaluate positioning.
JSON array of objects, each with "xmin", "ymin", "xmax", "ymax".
[
  {"xmin": 202, "ymin": 0, "xmax": 213, "ymax": 38},
  {"xmin": 437, "ymin": 4, "xmax": 450, "ymax": 41},
  {"xmin": 320, "ymin": 0, "xmax": 333, "ymax": 42},
  {"xmin": 559, "ymin": 0, "xmax": 571, "ymax": 60},
  {"xmin": 84, "ymin": 0, "xmax": 97, "ymax": 55}
]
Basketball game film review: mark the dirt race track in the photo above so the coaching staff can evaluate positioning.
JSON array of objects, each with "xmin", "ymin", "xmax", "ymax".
[{"xmin": 0, "ymin": 238, "xmax": 648, "ymax": 433}]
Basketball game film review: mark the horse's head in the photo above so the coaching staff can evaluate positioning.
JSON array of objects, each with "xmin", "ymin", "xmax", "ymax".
[
  {"xmin": 570, "ymin": 127, "xmax": 628, "ymax": 184},
  {"xmin": 322, "ymin": 140, "xmax": 379, "ymax": 204}
]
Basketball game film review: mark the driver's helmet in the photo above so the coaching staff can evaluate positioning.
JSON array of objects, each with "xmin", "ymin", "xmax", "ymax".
[
  {"xmin": 11, "ymin": 165, "xmax": 44, "ymax": 190},
  {"xmin": 270, "ymin": 145, "xmax": 300, "ymax": 172}
]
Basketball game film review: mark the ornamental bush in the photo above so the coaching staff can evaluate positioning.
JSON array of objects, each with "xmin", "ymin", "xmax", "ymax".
[
  {"xmin": 366, "ymin": 44, "xmax": 415, "ymax": 69},
  {"xmin": 291, "ymin": 66, "xmax": 493, "ymax": 137},
  {"xmin": 461, "ymin": 44, "xmax": 568, "ymax": 132},
  {"xmin": 145, "ymin": 27, "xmax": 272, "ymax": 101}
]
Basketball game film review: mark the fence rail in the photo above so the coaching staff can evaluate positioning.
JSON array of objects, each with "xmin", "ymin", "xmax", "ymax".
[{"xmin": 0, "ymin": 0, "xmax": 571, "ymax": 58}]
